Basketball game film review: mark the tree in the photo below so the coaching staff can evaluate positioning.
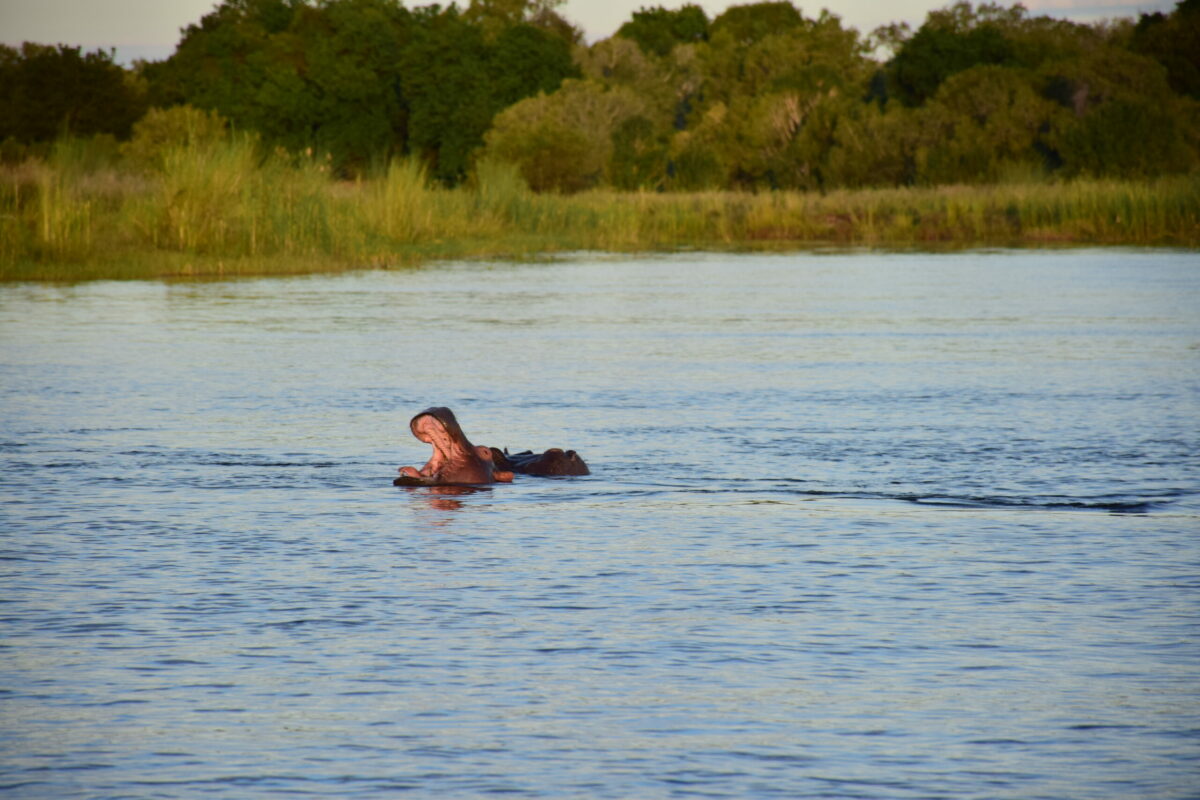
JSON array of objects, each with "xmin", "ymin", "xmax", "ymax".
[
  {"xmin": 1130, "ymin": 0, "xmax": 1200, "ymax": 100},
  {"xmin": 264, "ymin": 0, "xmax": 409, "ymax": 172},
  {"xmin": 121, "ymin": 105, "xmax": 230, "ymax": 171},
  {"xmin": 1042, "ymin": 49, "xmax": 1199, "ymax": 178},
  {"xmin": 616, "ymin": 5, "xmax": 709, "ymax": 57},
  {"xmin": 396, "ymin": 6, "xmax": 492, "ymax": 182},
  {"xmin": 699, "ymin": 6, "xmax": 870, "ymax": 106},
  {"xmin": 0, "ymin": 43, "xmax": 146, "ymax": 142},
  {"xmin": 400, "ymin": 7, "xmax": 577, "ymax": 183},
  {"xmin": 142, "ymin": 0, "xmax": 298, "ymax": 115},
  {"xmin": 144, "ymin": 0, "xmax": 577, "ymax": 181},
  {"xmin": 491, "ymin": 23, "xmax": 579, "ymax": 107},
  {"xmin": 142, "ymin": 0, "xmax": 408, "ymax": 173},
  {"xmin": 916, "ymin": 65, "xmax": 1060, "ymax": 183},
  {"xmin": 674, "ymin": 5, "xmax": 871, "ymax": 188},
  {"xmin": 610, "ymin": 114, "xmax": 670, "ymax": 189},
  {"xmin": 483, "ymin": 79, "xmax": 648, "ymax": 191},
  {"xmin": 709, "ymin": 1, "xmax": 804, "ymax": 45},
  {"xmin": 822, "ymin": 102, "xmax": 921, "ymax": 188},
  {"xmin": 665, "ymin": 103, "xmax": 727, "ymax": 189},
  {"xmin": 1053, "ymin": 96, "xmax": 1196, "ymax": 178},
  {"xmin": 886, "ymin": 2, "xmax": 1021, "ymax": 106}
]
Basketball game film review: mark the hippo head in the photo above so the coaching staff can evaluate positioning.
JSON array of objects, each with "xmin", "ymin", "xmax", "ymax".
[{"xmin": 396, "ymin": 407, "xmax": 512, "ymax": 486}]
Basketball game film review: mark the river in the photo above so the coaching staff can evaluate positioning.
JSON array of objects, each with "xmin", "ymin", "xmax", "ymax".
[{"xmin": 2, "ymin": 249, "xmax": 1197, "ymax": 798}]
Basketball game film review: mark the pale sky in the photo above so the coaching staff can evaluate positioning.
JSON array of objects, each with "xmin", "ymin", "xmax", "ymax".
[{"xmin": 0, "ymin": 0, "xmax": 1176, "ymax": 64}]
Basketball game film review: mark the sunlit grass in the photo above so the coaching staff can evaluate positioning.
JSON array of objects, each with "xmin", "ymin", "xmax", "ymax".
[{"xmin": 2, "ymin": 138, "xmax": 1197, "ymax": 281}]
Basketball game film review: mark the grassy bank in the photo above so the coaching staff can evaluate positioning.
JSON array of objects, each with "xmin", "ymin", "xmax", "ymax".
[{"xmin": 2, "ymin": 138, "xmax": 1198, "ymax": 281}]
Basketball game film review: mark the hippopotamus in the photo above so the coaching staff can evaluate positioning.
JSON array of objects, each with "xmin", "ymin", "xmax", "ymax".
[
  {"xmin": 394, "ymin": 407, "xmax": 588, "ymax": 486},
  {"xmin": 395, "ymin": 406, "xmax": 512, "ymax": 486},
  {"xmin": 489, "ymin": 447, "xmax": 590, "ymax": 477}
]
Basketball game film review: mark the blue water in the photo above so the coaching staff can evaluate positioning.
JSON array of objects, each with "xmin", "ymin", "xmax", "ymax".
[{"xmin": 1, "ymin": 250, "xmax": 1198, "ymax": 798}]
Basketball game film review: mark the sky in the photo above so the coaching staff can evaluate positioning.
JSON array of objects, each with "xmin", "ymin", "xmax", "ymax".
[{"xmin": 0, "ymin": 0, "xmax": 1176, "ymax": 64}]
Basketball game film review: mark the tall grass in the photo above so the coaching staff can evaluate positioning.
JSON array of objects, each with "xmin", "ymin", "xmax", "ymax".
[{"xmin": 2, "ymin": 137, "xmax": 1197, "ymax": 280}]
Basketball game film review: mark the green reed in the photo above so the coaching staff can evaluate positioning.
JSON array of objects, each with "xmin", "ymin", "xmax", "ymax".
[{"xmin": 2, "ymin": 137, "xmax": 1196, "ymax": 281}]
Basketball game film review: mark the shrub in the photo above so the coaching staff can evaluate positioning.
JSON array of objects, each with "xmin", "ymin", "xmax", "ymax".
[{"xmin": 122, "ymin": 106, "xmax": 229, "ymax": 172}]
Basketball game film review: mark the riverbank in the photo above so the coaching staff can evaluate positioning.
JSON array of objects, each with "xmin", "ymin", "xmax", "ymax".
[{"xmin": 3, "ymin": 142, "xmax": 1198, "ymax": 281}]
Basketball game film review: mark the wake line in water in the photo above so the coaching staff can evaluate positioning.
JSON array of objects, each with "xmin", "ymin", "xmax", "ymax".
[
  {"xmin": 604, "ymin": 480, "xmax": 1173, "ymax": 513},
  {"xmin": 763, "ymin": 489, "xmax": 1158, "ymax": 513},
  {"xmin": 757, "ymin": 478, "xmax": 1179, "ymax": 512},
  {"xmin": 28, "ymin": 444, "xmax": 1175, "ymax": 514},
  {"xmin": 890, "ymin": 493, "xmax": 1157, "ymax": 513}
]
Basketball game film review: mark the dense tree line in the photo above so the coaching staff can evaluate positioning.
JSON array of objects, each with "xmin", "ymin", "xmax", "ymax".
[
  {"xmin": 2, "ymin": 0, "xmax": 1197, "ymax": 189},
  {"xmin": 0, "ymin": 43, "xmax": 147, "ymax": 144},
  {"xmin": 488, "ymin": 0, "xmax": 1199, "ymax": 190},
  {"xmin": 139, "ymin": 0, "xmax": 579, "ymax": 181}
]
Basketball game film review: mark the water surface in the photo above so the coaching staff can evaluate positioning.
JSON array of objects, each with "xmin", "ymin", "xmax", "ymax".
[{"xmin": 2, "ymin": 250, "xmax": 1198, "ymax": 798}]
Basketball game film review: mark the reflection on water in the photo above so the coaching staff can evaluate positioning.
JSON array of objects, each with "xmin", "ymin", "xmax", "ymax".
[
  {"xmin": 1, "ymin": 250, "xmax": 1198, "ymax": 799},
  {"xmin": 407, "ymin": 484, "xmax": 490, "ymax": 513}
]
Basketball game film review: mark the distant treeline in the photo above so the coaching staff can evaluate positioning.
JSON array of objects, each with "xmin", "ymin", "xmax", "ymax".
[{"xmin": 2, "ymin": 0, "xmax": 1198, "ymax": 191}]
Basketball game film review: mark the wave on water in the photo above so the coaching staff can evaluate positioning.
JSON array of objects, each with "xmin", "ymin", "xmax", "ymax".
[
  {"xmin": 888, "ymin": 493, "xmax": 1160, "ymax": 513},
  {"xmin": 598, "ymin": 479, "xmax": 1187, "ymax": 513}
]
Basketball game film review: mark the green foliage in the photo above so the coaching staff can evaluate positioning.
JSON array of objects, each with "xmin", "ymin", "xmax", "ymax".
[
  {"xmin": 505, "ymin": 0, "xmax": 1198, "ymax": 191},
  {"xmin": 916, "ymin": 65, "xmax": 1060, "ymax": 184},
  {"xmin": 575, "ymin": 36, "xmax": 688, "ymax": 130},
  {"xmin": 616, "ymin": 5, "xmax": 709, "ymax": 56},
  {"xmin": 0, "ymin": 43, "xmax": 146, "ymax": 142},
  {"xmin": 473, "ymin": 156, "xmax": 532, "ymax": 218},
  {"xmin": 10, "ymin": 0, "xmax": 1198, "ymax": 200},
  {"xmin": 144, "ymin": 0, "xmax": 408, "ymax": 174},
  {"xmin": 398, "ymin": 10, "xmax": 579, "ymax": 184},
  {"xmin": 491, "ymin": 24, "xmax": 580, "ymax": 107},
  {"xmin": 466, "ymin": 0, "xmax": 568, "ymax": 32},
  {"xmin": 666, "ymin": 105, "xmax": 728, "ymax": 190},
  {"xmin": 397, "ymin": 6, "xmax": 492, "ymax": 182},
  {"xmin": 709, "ymin": 1, "xmax": 804, "ymax": 45},
  {"xmin": 143, "ymin": 0, "xmax": 577, "ymax": 181},
  {"xmin": 1033, "ymin": 37, "xmax": 1197, "ymax": 178},
  {"xmin": 821, "ymin": 102, "xmax": 921, "ymax": 188},
  {"xmin": 886, "ymin": 2, "xmax": 1022, "ymax": 106},
  {"xmin": 577, "ymin": 36, "xmax": 664, "ymax": 86},
  {"xmin": 3, "ymin": 137, "xmax": 1197, "ymax": 279},
  {"xmin": 121, "ymin": 106, "xmax": 230, "ymax": 172},
  {"xmin": 141, "ymin": 0, "xmax": 292, "ymax": 112},
  {"xmin": 483, "ymin": 80, "xmax": 647, "ymax": 192},
  {"xmin": 699, "ymin": 7, "xmax": 871, "ymax": 107},
  {"xmin": 677, "ymin": 6, "xmax": 872, "ymax": 189},
  {"xmin": 275, "ymin": 0, "xmax": 408, "ymax": 173},
  {"xmin": 1038, "ymin": 46, "xmax": 1176, "ymax": 118},
  {"xmin": 1052, "ymin": 97, "xmax": 1197, "ymax": 178},
  {"xmin": 611, "ymin": 115, "xmax": 670, "ymax": 189},
  {"xmin": 1130, "ymin": 0, "xmax": 1200, "ymax": 99}
]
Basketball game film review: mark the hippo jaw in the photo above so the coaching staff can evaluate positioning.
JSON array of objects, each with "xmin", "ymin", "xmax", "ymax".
[{"xmin": 397, "ymin": 407, "xmax": 511, "ymax": 486}]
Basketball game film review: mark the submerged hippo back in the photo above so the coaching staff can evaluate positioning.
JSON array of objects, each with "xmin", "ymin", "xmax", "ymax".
[{"xmin": 490, "ymin": 447, "xmax": 590, "ymax": 476}]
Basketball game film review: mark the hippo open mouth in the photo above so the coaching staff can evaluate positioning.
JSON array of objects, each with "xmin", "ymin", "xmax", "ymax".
[
  {"xmin": 394, "ymin": 406, "xmax": 589, "ymax": 486},
  {"xmin": 395, "ymin": 406, "xmax": 511, "ymax": 486}
]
